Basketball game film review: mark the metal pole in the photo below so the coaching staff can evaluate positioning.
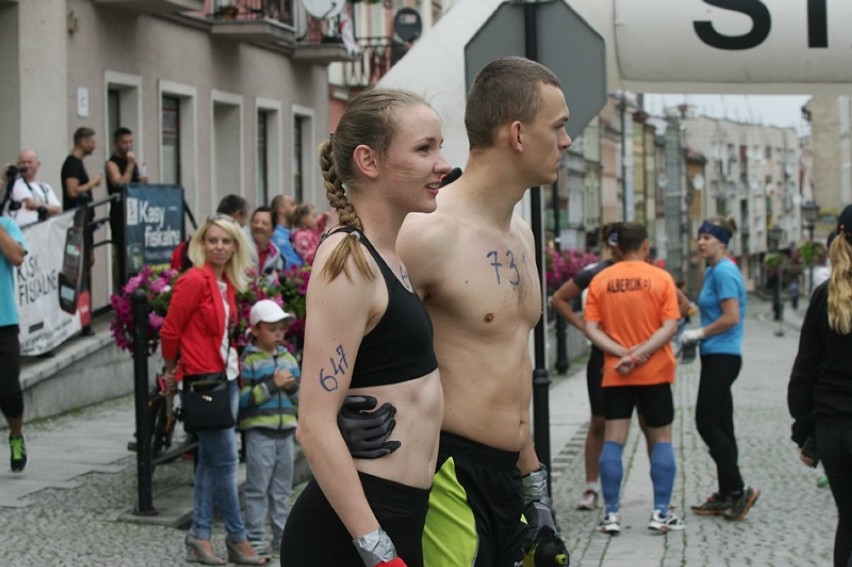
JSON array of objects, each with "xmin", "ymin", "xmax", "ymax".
[
  {"xmin": 775, "ymin": 270, "xmax": 785, "ymax": 337},
  {"xmin": 131, "ymin": 289, "xmax": 157, "ymax": 515},
  {"xmin": 621, "ymin": 99, "xmax": 628, "ymax": 221},
  {"xmin": 809, "ymin": 223, "xmax": 815, "ymax": 296},
  {"xmin": 81, "ymin": 203, "xmax": 95, "ymax": 336},
  {"xmin": 524, "ymin": 0, "xmax": 552, "ymax": 488},
  {"xmin": 552, "ymin": 181, "xmax": 569, "ymax": 374}
]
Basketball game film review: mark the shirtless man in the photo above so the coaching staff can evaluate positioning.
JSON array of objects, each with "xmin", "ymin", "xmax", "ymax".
[{"xmin": 343, "ymin": 56, "xmax": 572, "ymax": 566}]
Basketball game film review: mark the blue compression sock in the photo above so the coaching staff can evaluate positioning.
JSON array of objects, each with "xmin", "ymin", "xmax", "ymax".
[
  {"xmin": 650, "ymin": 442, "xmax": 676, "ymax": 514},
  {"xmin": 599, "ymin": 441, "xmax": 624, "ymax": 514}
]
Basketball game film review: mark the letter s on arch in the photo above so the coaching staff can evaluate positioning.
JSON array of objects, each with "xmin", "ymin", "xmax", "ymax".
[{"xmin": 693, "ymin": 0, "xmax": 771, "ymax": 51}]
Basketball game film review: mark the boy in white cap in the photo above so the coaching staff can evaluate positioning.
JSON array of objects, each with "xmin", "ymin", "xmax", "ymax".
[{"xmin": 239, "ymin": 299, "xmax": 300, "ymax": 559}]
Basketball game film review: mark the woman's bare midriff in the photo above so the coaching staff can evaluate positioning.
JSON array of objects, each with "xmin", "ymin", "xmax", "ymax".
[{"xmin": 348, "ymin": 371, "xmax": 443, "ymax": 489}]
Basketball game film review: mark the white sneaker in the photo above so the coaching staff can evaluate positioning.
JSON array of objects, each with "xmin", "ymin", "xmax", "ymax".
[
  {"xmin": 577, "ymin": 488, "xmax": 599, "ymax": 510},
  {"xmin": 648, "ymin": 510, "xmax": 685, "ymax": 533},
  {"xmin": 599, "ymin": 512, "xmax": 621, "ymax": 535}
]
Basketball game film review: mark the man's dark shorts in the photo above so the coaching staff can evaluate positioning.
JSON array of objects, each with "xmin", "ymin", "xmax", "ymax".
[{"xmin": 603, "ymin": 383, "xmax": 674, "ymax": 427}]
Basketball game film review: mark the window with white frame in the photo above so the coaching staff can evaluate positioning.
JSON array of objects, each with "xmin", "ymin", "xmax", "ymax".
[
  {"xmin": 292, "ymin": 106, "xmax": 315, "ymax": 205},
  {"xmin": 212, "ymin": 91, "xmax": 244, "ymax": 207},
  {"xmin": 162, "ymin": 96, "xmax": 181, "ymax": 185},
  {"xmin": 159, "ymin": 81, "xmax": 198, "ymax": 214},
  {"xmin": 256, "ymin": 98, "xmax": 283, "ymax": 207},
  {"xmin": 105, "ymin": 72, "xmax": 142, "ymax": 164}
]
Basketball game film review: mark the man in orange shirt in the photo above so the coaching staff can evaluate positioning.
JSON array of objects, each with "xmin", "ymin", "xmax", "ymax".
[{"xmin": 584, "ymin": 222, "xmax": 683, "ymax": 535}]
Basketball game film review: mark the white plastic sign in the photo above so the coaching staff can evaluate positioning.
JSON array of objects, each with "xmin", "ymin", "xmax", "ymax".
[{"xmin": 615, "ymin": 0, "xmax": 852, "ymax": 83}]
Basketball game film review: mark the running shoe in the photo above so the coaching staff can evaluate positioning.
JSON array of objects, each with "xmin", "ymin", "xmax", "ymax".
[
  {"xmin": 648, "ymin": 510, "xmax": 685, "ymax": 532},
  {"xmin": 9, "ymin": 434, "xmax": 27, "ymax": 473},
  {"xmin": 577, "ymin": 488, "xmax": 599, "ymax": 511},
  {"xmin": 691, "ymin": 492, "xmax": 733, "ymax": 516},
  {"xmin": 725, "ymin": 486, "xmax": 759, "ymax": 521},
  {"xmin": 678, "ymin": 339, "xmax": 697, "ymax": 364},
  {"xmin": 598, "ymin": 512, "xmax": 621, "ymax": 535}
]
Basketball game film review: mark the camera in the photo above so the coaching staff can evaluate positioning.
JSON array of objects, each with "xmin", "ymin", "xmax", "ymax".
[
  {"xmin": 3, "ymin": 164, "xmax": 25, "ymax": 180},
  {"xmin": 2, "ymin": 164, "xmax": 22, "ymax": 215}
]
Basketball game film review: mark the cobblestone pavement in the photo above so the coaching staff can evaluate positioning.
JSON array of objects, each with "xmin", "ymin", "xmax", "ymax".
[{"xmin": 0, "ymin": 297, "xmax": 835, "ymax": 566}]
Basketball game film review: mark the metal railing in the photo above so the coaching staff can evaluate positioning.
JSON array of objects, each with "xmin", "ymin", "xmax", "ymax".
[
  {"xmin": 210, "ymin": 0, "xmax": 294, "ymax": 27},
  {"xmin": 339, "ymin": 36, "xmax": 410, "ymax": 88}
]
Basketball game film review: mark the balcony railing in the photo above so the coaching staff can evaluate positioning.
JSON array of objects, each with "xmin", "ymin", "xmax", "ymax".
[
  {"xmin": 336, "ymin": 37, "xmax": 410, "ymax": 88},
  {"xmin": 210, "ymin": 0, "xmax": 294, "ymax": 27},
  {"xmin": 208, "ymin": 0, "xmax": 295, "ymax": 44},
  {"xmin": 93, "ymin": 0, "xmax": 204, "ymax": 14}
]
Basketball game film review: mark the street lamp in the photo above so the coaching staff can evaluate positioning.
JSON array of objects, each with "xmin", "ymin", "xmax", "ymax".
[
  {"xmin": 767, "ymin": 225, "xmax": 785, "ymax": 337},
  {"xmin": 802, "ymin": 200, "xmax": 820, "ymax": 295}
]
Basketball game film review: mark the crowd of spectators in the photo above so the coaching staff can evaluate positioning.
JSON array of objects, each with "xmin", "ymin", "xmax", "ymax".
[{"xmin": 170, "ymin": 194, "xmax": 328, "ymax": 278}]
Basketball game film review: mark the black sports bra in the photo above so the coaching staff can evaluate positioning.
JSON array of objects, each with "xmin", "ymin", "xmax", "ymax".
[{"xmin": 329, "ymin": 227, "xmax": 438, "ymax": 388}]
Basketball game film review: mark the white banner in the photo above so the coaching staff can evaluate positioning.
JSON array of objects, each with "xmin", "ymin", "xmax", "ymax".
[
  {"xmin": 15, "ymin": 211, "xmax": 83, "ymax": 356},
  {"xmin": 615, "ymin": 0, "xmax": 852, "ymax": 84}
]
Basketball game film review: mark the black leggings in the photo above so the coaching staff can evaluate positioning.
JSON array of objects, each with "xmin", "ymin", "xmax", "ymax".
[
  {"xmin": 695, "ymin": 354, "xmax": 743, "ymax": 495},
  {"xmin": 0, "ymin": 325, "xmax": 23, "ymax": 419},
  {"xmin": 816, "ymin": 419, "xmax": 852, "ymax": 567},
  {"xmin": 280, "ymin": 471, "xmax": 430, "ymax": 566}
]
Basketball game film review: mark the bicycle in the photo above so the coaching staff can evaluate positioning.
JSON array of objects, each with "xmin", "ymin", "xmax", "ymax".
[{"xmin": 128, "ymin": 371, "xmax": 197, "ymax": 467}]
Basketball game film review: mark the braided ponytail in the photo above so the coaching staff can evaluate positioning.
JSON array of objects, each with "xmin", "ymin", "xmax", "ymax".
[{"xmin": 318, "ymin": 138, "xmax": 373, "ymax": 281}]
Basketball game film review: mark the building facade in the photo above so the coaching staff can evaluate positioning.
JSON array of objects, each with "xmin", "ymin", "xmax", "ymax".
[
  {"xmin": 676, "ymin": 110, "xmax": 800, "ymax": 291},
  {"xmin": 0, "ymin": 0, "xmax": 346, "ymax": 313},
  {"xmin": 803, "ymin": 95, "xmax": 852, "ymax": 221}
]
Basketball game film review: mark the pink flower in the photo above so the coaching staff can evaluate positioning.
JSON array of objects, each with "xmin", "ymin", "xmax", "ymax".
[
  {"xmin": 124, "ymin": 274, "xmax": 143, "ymax": 293},
  {"xmin": 148, "ymin": 312, "xmax": 165, "ymax": 331},
  {"xmin": 110, "ymin": 265, "xmax": 179, "ymax": 354},
  {"xmin": 113, "ymin": 263, "xmax": 310, "ymax": 357},
  {"xmin": 149, "ymin": 278, "xmax": 168, "ymax": 293}
]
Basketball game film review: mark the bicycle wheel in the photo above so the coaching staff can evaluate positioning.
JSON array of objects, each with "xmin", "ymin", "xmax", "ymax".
[{"xmin": 149, "ymin": 388, "xmax": 175, "ymax": 459}]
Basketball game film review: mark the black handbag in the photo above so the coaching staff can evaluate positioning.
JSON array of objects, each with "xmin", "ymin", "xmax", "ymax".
[{"xmin": 182, "ymin": 373, "xmax": 235, "ymax": 432}]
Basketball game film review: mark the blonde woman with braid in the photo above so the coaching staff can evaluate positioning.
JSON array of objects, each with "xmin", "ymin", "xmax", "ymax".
[
  {"xmin": 279, "ymin": 89, "xmax": 451, "ymax": 567},
  {"xmin": 789, "ymin": 204, "xmax": 852, "ymax": 567}
]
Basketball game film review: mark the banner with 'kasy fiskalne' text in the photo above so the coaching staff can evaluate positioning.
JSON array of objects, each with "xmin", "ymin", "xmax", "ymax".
[{"xmin": 15, "ymin": 210, "xmax": 84, "ymax": 356}]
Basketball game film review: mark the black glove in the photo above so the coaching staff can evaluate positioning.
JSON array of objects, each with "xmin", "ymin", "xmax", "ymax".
[
  {"xmin": 523, "ymin": 496, "xmax": 569, "ymax": 566},
  {"xmin": 338, "ymin": 395, "xmax": 401, "ymax": 459},
  {"xmin": 524, "ymin": 521, "xmax": 570, "ymax": 567},
  {"xmin": 522, "ymin": 465, "xmax": 560, "ymax": 552},
  {"xmin": 524, "ymin": 501, "xmax": 558, "ymax": 547}
]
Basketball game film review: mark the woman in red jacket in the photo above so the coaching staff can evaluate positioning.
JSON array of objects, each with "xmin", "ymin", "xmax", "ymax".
[{"xmin": 161, "ymin": 215, "xmax": 267, "ymax": 565}]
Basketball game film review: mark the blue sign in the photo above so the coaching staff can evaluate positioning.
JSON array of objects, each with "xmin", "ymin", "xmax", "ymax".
[{"xmin": 124, "ymin": 184, "xmax": 184, "ymax": 273}]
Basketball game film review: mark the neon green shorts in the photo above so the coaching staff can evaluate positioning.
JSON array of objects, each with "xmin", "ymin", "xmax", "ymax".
[{"xmin": 422, "ymin": 432, "xmax": 526, "ymax": 566}]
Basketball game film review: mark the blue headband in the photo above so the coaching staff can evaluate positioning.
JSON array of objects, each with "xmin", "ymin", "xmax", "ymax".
[{"xmin": 698, "ymin": 222, "xmax": 730, "ymax": 245}]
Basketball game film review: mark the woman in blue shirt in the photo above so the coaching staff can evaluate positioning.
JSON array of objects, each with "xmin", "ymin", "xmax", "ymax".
[{"xmin": 682, "ymin": 217, "xmax": 759, "ymax": 521}]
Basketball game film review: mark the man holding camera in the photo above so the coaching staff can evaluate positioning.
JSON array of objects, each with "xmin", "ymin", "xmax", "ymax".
[{"xmin": 5, "ymin": 150, "xmax": 62, "ymax": 226}]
